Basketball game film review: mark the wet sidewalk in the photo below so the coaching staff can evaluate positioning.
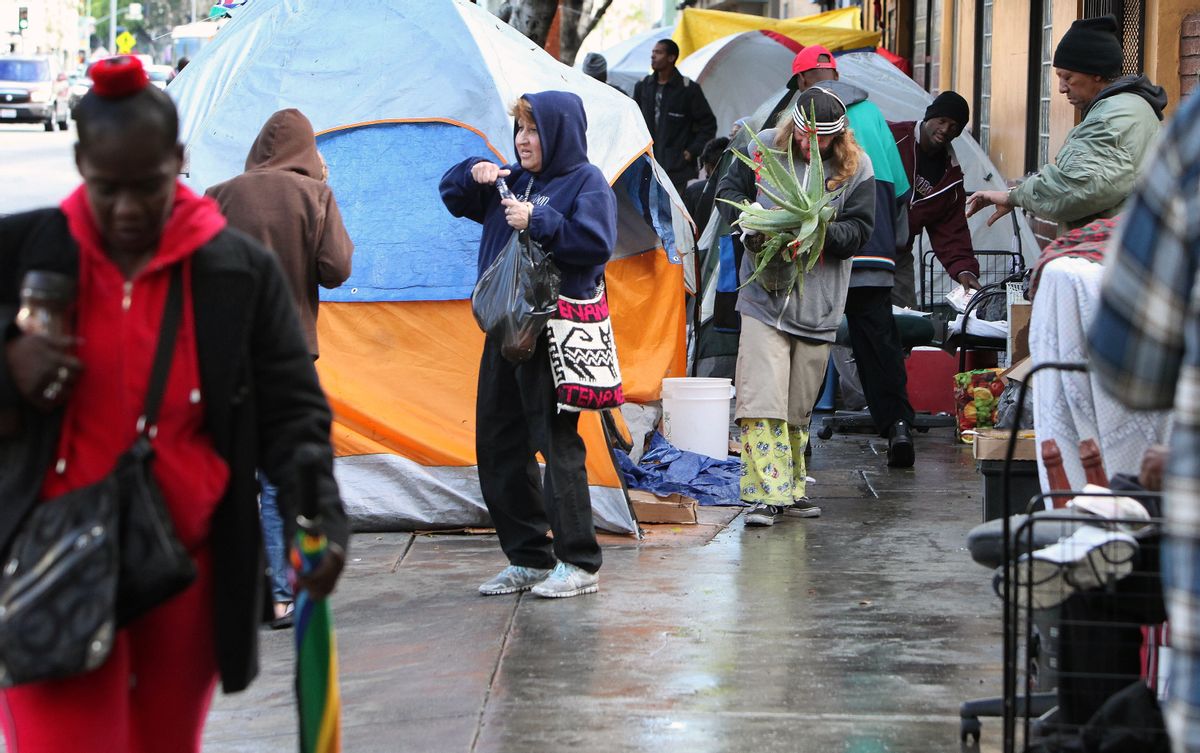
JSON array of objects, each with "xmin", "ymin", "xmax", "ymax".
[{"xmin": 203, "ymin": 427, "xmax": 1003, "ymax": 753}]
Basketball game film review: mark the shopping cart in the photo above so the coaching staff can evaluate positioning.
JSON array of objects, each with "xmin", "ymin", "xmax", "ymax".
[{"xmin": 960, "ymin": 362, "xmax": 1171, "ymax": 752}]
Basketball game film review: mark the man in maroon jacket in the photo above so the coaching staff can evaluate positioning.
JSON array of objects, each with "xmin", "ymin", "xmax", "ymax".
[{"xmin": 889, "ymin": 91, "xmax": 980, "ymax": 308}]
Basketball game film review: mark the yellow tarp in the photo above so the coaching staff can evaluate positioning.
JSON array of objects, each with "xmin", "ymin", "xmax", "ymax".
[
  {"xmin": 316, "ymin": 249, "xmax": 687, "ymax": 488},
  {"xmin": 673, "ymin": 7, "xmax": 879, "ymax": 61}
]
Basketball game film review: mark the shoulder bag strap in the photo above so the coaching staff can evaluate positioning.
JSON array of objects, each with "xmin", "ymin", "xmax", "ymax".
[{"xmin": 136, "ymin": 265, "xmax": 183, "ymax": 437}]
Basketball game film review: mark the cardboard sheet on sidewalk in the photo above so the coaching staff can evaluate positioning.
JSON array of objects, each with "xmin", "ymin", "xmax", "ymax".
[{"xmin": 628, "ymin": 490, "xmax": 698, "ymax": 525}]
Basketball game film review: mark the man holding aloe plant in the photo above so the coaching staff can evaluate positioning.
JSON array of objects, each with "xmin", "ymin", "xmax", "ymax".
[
  {"xmin": 791, "ymin": 46, "xmax": 918, "ymax": 469},
  {"xmin": 716, "ymin": 87, "xmax": 876, "ymax": 527}
]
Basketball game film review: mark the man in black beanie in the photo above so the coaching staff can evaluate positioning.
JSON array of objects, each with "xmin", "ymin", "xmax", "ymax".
[
  {"xmin": 889, "ymin": 90, "xmax": 979, "ymax": 308},
  {"xmin": 967, "ymin": 15, "xmax": 1168, "ymax": 233}
]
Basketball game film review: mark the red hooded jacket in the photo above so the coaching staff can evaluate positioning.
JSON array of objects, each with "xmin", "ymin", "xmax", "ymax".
[{"xmin": 43, "ymin": 183, "xmax": 230, "ymax": 551}]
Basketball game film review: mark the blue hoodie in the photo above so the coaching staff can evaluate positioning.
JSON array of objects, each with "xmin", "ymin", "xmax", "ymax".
[{"xmin": 440, "ymin": 91, "xmax": 617, "ymax": 299}]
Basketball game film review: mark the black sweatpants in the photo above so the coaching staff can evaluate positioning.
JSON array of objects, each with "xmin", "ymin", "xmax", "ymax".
[
  {"xmin": 844, "ymin": 285, "xmax": 915, "ymax": 436},
  {"xmin": 475, "ymin": 333, "xmax": 602, "ymax": 574}
]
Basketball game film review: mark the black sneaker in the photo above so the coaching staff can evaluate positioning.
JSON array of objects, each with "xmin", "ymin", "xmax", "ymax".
[
  {"xmin": 887, "ymin": 420, "xmax": 915, "ymax": 468},
  {"xmin": 783, "ymin": 498, "xmax": 822, "ymax": 518},
  {"xmin": 744, "ymin": 503, "xmax": 785, "ymax": 527}
]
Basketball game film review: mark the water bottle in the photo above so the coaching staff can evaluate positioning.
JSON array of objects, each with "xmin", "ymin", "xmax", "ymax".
[
  {"xmin": 495, "ymin": 176, "xmax": 515, "ymax": 201},
  {"xmin": 15, "ymin": 271, "xmax": 75, "ymax": 338}
]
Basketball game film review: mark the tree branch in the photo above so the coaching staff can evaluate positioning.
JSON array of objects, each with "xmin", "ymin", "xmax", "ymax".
[{"xmin": 581, "ymin": 0, "xmax": 614, "ymax": 41}]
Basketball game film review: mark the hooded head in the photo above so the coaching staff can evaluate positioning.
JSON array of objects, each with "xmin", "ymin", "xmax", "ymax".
[
  {"xmin": 244, "ymin": 108, "xmax": 324, "ymax": 178},
  {"xmin": 582, "ymin": 52, "xmax": 608, "ymax": 83},
  {"xmin": 512, "ymin": 91, "xmax": 590, "ymax": 180}
]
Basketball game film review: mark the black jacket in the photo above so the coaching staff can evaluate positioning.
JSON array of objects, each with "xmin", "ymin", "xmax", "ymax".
[
  {"xmin": 0, "ymin": 209, "xmax": 349, "ymax": 694},
  {"xmin": 632, "ymin": 69, "xmax": 717, "ymax": 189}
]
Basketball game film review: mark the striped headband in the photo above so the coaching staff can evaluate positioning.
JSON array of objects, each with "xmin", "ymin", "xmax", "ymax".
[{"xmin": 791, "ymin": 89, "xmax": 847, "ymax": 136}]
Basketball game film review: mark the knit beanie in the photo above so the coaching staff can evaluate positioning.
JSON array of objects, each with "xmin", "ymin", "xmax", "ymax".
[
  {"xmin": 924, "ymin": 91, "xmax": 970, "ymax": 127},
  {"xmin": 1053, "ymin": 15, "xmax": 1123, "ymax": 79},
  {"xmin": 582, "ymin": 52, "xmax": 608, "ymax": 82}
]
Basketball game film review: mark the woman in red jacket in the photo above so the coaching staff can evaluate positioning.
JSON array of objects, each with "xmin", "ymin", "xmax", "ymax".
[{"xmin": 0, "ymin": 56, "xmax": 347, "ymax": 753}]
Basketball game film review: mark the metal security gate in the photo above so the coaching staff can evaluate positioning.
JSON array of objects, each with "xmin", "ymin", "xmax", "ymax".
[{"xmin": 1082, "ymin": 0, "xmax": 1146, "ymax": 75}]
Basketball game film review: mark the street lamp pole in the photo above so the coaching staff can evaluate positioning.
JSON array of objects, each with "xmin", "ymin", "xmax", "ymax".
[{"xmin": 109, "ymin": 0, "xmax": 116, "ymax": 53}]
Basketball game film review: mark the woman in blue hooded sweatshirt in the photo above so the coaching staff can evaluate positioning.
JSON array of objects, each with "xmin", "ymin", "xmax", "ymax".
[{"xmin": 440, "ymin": 91, "xmax": 617, "ymax": 599}]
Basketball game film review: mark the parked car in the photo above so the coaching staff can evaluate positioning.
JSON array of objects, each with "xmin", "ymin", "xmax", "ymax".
[
  {"xmin": 0, "ymin": 55, "xmax": 70, "ymax": 131},
  {"xmin": 67, "ymin": 73, "xmax": 92, "ymax": 114}
]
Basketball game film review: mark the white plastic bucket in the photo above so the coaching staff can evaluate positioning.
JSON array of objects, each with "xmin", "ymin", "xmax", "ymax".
[{"xmin": 661, "ymin": 377, "xmax": 733, "ymax": 460}]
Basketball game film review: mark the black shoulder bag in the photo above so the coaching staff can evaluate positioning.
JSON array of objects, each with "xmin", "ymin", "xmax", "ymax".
[{"xmin": 0, "ymin": 266, "xmax": 197, "ymax": 688}]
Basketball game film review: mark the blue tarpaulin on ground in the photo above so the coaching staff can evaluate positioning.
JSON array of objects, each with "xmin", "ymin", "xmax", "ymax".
[{"xmin": 617, "ymin": 432, "xmax": 743, "ymax": 506}]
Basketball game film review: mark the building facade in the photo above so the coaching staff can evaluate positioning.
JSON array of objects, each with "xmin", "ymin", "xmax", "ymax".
[{"xmin": 864, "ymin": 0, "xmax": 1196, "ymax": 243}]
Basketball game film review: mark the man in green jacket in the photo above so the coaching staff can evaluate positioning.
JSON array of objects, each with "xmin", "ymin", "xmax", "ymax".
[{"xmin": 966, "ymin": 15, "xmax": 1166, "ymax": 233}]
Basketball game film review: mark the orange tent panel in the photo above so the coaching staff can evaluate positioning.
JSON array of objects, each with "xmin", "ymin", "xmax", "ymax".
[{"xmin": 316, "ymin": 250, "xmax": 686, "ymax": 488}]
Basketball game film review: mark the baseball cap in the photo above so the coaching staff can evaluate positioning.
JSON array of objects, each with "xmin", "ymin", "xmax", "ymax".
[{"xmin": 792, "ymin": 45, "xmax": 837, "ymax": 76}]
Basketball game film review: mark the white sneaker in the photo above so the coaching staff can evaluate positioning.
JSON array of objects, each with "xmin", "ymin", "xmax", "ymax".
[
  {"xmin": 1012, "ymin": 525, "xmax": 1138, "ymax": 610},
  {"xmin": 530, "ymin": 562, "xmax": 599, "ymax": 599},
  {"xmin": 478, "ymin": 565, "xmax": 552, "ymax": 596}
]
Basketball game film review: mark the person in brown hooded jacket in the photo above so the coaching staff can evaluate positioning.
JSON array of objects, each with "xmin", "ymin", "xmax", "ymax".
[
  {"xmin": 205, "ymin": 108, "xmax": 354, "ymax": 358},
  {"xmin": 205, "ymin": 108, "xmax": 354, "ymax": 626}
]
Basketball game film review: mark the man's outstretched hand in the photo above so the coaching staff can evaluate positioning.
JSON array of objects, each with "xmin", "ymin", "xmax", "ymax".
[{"xmin": 966, "ymin": 190, "xmax": 1015, "ymax": 227}]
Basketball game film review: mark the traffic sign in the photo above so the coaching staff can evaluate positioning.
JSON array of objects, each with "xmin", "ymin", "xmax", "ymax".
[{"xmin": 116, "ymin": 30, "xmax": 136, "ymax": 54}]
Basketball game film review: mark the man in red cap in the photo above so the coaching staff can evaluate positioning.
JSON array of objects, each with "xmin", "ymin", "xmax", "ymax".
[{"xmin": 792, "ymin": 44, "xmax": 837, "ymax": 80}]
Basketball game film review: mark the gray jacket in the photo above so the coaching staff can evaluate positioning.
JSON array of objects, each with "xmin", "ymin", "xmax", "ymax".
[{"xmin": 717, "ymin": 127, "xmax": 876, "ymax": 342}]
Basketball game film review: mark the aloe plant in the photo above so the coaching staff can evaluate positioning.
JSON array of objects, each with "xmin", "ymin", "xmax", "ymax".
[{"xmin": 718, "ymin": 104, "xmax": 842, "ymax": 296}]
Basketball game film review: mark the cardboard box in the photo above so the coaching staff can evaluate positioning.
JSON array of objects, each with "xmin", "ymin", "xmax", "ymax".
[
  {"xmin": 1001, "ymin": 356, "xmax": 1033, "ymax": 385},
  {"xmin": 629, "ymin": 490, "xmax": 698, "ymax": 525},
  {"xmin": 972, "ymin": 428, "xmax": 1037, "ymax": 461},
  {"xmin": 1008, "ymin": 301, "xmax": 1032, "ymax": 364}
]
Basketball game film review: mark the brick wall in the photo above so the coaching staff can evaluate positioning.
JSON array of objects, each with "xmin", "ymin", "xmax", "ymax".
[
  {"xmin": 1027, "ymin": 215, "xmax": 1058, "ymax": 249},
  {"xmin": 1184, "ymin": 12, "xmax": 1200, "ymax": 98}
]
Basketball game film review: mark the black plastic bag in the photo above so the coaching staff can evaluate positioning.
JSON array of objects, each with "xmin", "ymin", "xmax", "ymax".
[
  {"xmin": 471, "ymin": 230, "xmax": 560, "ymax": 362},
  {"xmin": 995, "ymin": 377, "xmax": 1034, "ymax": 429}
]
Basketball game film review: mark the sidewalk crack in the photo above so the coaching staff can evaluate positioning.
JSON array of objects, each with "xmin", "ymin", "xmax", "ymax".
[
  {"xmin": 469, "ymin": 593, "xmax": 521, "ymax": 752},
  {"xmin": 390, "ymin": 534, "xmax": 416, "ymax": 573},
  {"xmin": 858, "ymin": 470, "xmax": 880, "ymax": 499}
]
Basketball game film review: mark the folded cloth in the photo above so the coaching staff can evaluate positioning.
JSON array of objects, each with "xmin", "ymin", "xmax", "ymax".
[
  {"xmin": 1029, "ymin": 217, "xmax": 1116, "ymax": 300},
  {"xmin": 1010, "ymin": 524, "xmax": 1139, "ymax": 610},
  {"xmin": 948, "ymin": 313, "xmax": 1008, "ymax": 339},
  {"xmin": 1069, "ymin": 483, "xmax": 1152, "ymax": 526}
]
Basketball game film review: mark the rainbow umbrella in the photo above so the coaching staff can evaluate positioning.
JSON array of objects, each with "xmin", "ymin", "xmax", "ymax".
[{"xmin": 291, "ymin": 450, "xmax": 342, "ymax": 753}]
